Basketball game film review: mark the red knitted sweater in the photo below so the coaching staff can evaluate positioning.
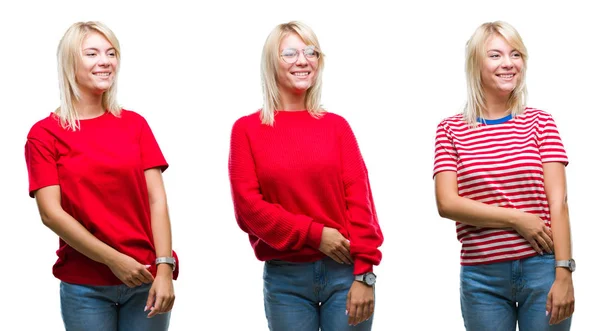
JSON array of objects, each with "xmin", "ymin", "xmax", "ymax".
[{"xmin": 228, "ymin": 110, "xmax": 383, "ymax": 274}]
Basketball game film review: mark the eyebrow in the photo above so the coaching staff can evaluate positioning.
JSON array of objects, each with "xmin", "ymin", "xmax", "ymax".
[
  {"xmin": 487, "ymin": 48, "xmax": 519, "ymax": 53},
  {"xmin": 83, "ymin": 47, "xmax": 116, "ymax": 52}
]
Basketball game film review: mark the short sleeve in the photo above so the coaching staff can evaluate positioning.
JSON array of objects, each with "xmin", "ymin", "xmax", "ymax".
[
  {"xmin": 538, "ymin": 114, "xmax": 569, "ymax": 166},
  {"xmin": 139, "ymin": 117, "xmax": 168, "ymax": 172},
  {"xmin": 25, "ymin": 127, "xmax": 59, "ymax": 198},
  {"xmin": 433, "ymin": 121, "xmax": 458, "ymax": 178}
]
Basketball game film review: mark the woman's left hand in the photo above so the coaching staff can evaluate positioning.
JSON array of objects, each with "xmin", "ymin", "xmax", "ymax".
[
  {"xmin": 546, "ymin": 270, "xmax": 574, "ymax": 325},
  {"xmin": 346, "ymin": 281, "xmax": 374, "ymax": 326},
  {"xmin": 145, "ymin": 267, "xmax": 175, "ymax": 318}
]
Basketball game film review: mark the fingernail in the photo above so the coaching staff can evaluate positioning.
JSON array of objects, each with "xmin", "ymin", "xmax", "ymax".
[
  {"xmin": 145, "ymin": 265, "xmax": 151, "ymax": 268},
  {"xmin": 345, "ymin": 310, "xmax": 348, "ymax": 315},
  {"xmin": 546, "ymin": 311, "xmax": 549, "ymax": 316},
  {"xmin": 144, "ymin": 306, "xmax": 148, "ymax": 312}
]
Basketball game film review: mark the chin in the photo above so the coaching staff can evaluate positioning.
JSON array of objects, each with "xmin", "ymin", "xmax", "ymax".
[{"xmin": 293, "ymin": 83, "xmax": 312, "ymax": 91}]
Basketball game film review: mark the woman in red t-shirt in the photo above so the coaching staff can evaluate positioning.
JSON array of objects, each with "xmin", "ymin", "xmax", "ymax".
[
  {"xmin": 228, "ymin": 21, "xmax": 383, "ymax": 330},
  {"xmin": 25, "ymin": 21, "xmax": 178, "ymax": 331}
]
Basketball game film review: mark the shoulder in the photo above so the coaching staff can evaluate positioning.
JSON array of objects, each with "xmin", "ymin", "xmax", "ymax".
[
  {"xmin": 438, "ymin": 113, "xmax": 464, "ymax": 127},
  {"xmin": 436, "ymin": 113, "xmax": 465, "ymax": 133},
  {"xmin": 27, "ymin": 113, "xmax": 60, "ymax": 140},
  {"xmin": 322, "ymin": 111, "xmax": 347, "ymax": 123},
  {"xmin": 519, "ymin": 107, "xmax": 557, "ymax": 125},
  {"xmin": 118, "ymin": 109, "xmax": 146, "ymax": 123},
  {"xmin": 232, "ymin": 110, "xmax": 261, "ymax": 131},
  {"xmin": 320, "ymin": 111, "xmax": 352, "ymax": 131}
]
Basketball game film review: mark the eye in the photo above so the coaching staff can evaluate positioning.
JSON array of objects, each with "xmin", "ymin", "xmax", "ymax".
[
  {"xmin": 281, "ymin": 48, "xmax": 298, "ymax": 57},
  {"xmin": 108, "ymin": 52, "xmax": 116, "ymax": 57},
  {"xmin": 511, "ymin": 52, "xmax": 521, "ymax": 58},
  {"xmin": 304, "ymin": 47, "xmax": 318, "ymax": 57},
  {"xmin": 489, "ymin": 54, "xmax": 500, "ymax": 58}
]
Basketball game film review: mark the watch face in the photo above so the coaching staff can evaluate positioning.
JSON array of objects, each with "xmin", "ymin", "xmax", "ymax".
[
  {"xmin": 569, "ymin": 259, "xmax": 576, "ymax": 272},
  {"xmin": 365, "ymin": 273, "xmax": 376, "ymax": 285}
]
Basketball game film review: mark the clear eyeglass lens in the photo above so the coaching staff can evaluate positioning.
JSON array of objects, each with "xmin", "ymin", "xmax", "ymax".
[{"xmin": 281, "ymin": 47, "xmax": 319, "ymax": 63}]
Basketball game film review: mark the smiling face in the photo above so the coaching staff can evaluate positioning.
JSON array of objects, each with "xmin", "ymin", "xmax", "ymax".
[
  {"xmin": 276, "ymin": 33, "xmax": 319, "ymax": 98},
  {"xmin": 76, "ymin": 31, "xmax": 118, "ymax": 96},
  {"xmin": 481, "ymin": 34, "xmax": 523, "ymax": 99}
]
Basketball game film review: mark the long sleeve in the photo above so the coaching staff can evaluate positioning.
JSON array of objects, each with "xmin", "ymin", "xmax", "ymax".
[
  {"xmin": 228, "ymin": 117, "xmax": 324, "ymax": 252},
  {"xmin": 338, "ymin": 118, "xmax": 383, "ymax": 274}
]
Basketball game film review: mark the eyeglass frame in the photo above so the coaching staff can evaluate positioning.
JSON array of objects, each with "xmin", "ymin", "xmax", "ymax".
[{"xmin": 279, "ymin": 46, "xmax": 321, "ymax": 64}]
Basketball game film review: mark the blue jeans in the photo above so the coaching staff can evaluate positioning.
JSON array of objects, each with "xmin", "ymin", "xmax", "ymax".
[
  {"xmin": 460, "ymin": 254, "xmax": 571, "ymax": 331},
  {"xmin": 60, "ymin": 281, "xmax": 171, "ymax": 331},
  {"xmin": 263, "ymin": 257, "xmax": 373, "ymax": 331}
]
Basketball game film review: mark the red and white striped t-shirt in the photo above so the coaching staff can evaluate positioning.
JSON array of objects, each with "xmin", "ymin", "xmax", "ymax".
[{"xmin": 433, "ymin": 107, "xmax": 568, "ymax": 265}]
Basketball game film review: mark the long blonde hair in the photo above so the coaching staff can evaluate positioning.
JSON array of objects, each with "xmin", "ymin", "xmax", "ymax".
[
  {"xmin": 464, "ymin": 21, "xmax": 528, "ymax": 128},
  {"xmin": 56, "ymin": 21, "xmax": 121, "ymax": 130},
  {"xmin": 260, "ymin": 21, "xmax": 325, "ymax": 126}
]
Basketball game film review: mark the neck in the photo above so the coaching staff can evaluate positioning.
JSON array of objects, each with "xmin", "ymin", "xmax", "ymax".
[
  {"xmin": 482, "ymin": 90, "xmax": 510, "ymax": 119},
  {"xmin": 279, "ymin": 89, "xmax": 307, "ymax": 111},
  {"xmin": 75, "ymin": 92, "xmax": 105, "ymax": 119}
]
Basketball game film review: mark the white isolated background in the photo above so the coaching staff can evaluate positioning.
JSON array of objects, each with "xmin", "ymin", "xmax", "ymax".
[{"xmin": 1, "ymin": 0, "xmax": 597, "ymax": 330}]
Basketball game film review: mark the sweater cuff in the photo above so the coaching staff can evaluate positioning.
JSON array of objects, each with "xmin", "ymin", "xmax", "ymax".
[
  {"xmin": 306, "ymin": 221, "xmax": 324, "ymax": 250},
  {"xmin": 353, "ymin": 259, "xmax": 373, "ymax": 275}
]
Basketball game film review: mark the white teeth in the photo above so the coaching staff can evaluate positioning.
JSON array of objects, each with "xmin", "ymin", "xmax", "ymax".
[
  {"xmin": 293, "ymin": 72, "xmax": 309, "ymax": 76},
  {"xmin": 94, "ymin": 72, "xmax": 110, "ymax": 76},
  {"xmin": 499, "ymin": 74, "xmax": 514, "ymax": 78}
]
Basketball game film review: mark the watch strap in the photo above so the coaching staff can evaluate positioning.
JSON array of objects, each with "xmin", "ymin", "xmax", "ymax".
[
  {"xmin": 555, "ymin": 259, "xmax": 575, "ymax": 272},
  {"xmin": 155, "ymin": 256, "xmax": 176, "ymax": 271}
]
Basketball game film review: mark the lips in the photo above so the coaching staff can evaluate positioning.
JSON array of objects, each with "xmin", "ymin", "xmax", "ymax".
[
  {"xmin": 93, "ymin": 72, "xmax": 111, "ymax": 77},
  {"xmin": 291, "ymin": 71, "xmax": 310, "ymax": 77},
  {"xmin": 496, "ymin": 73, "xmax": 515, "ymax": 80}
]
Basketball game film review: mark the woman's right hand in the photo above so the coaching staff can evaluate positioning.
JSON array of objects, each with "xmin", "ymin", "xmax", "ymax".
[
  {"xmin": 107, "ymin": 253, "xmax": 155, "ymax": 288},
  {"xmin": 512, "ymin": 212, "xmax": 554, "ymax": 254},
  {"xmin": 319, "ymin": 227, "xmax": 353, "ymax": 264}
]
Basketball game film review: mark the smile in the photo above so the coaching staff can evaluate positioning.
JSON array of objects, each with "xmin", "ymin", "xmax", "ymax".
[
  {"xmin": 497, "ymin": 74, "xmax": 515, "ymax": 79},
  {"xmin": 292, "ymin": 72, "xmax": 309, "ymax": 77}
]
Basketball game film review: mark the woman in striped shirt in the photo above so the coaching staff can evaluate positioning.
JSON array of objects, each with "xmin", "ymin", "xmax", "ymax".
[{"xmin": 433, "ymin": 21, "xmax": 574, "ymax": 330}]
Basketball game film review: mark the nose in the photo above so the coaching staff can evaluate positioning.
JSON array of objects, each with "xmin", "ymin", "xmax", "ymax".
[
  {"xmin": 98, "ymin": 53, "xmax": 111, "ymax": 67},
  {"xmin": 501, "ymin": 56, "xmax": 514, "ymax": 69},
  {"xmin": 295, "ymin": 51, "xmax": 308, "ymax": 66}
]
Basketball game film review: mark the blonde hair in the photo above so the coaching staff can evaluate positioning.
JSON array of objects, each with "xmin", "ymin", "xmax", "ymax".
[
  {"xmin": 260, "ymin": 21, "xmax": 325, "ymax": 126},
  {"xmin": 464, "ymin": 21, "xmax": 528, "ymax": 128},
  {"xmin": 56, "ymin": 21, "xmax": 121, "ymax": 130}
]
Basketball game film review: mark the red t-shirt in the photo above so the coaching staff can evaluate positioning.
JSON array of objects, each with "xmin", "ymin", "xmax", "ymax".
[
  {"xmin": 25, "ymin": 109, "xmax": 179, "ymax": 285},
  {"xmin": 228, "ymin": 110, "xmax": 383, "ymax": 274}
]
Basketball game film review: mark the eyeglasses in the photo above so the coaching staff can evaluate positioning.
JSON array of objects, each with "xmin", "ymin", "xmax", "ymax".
[{"xmin": 280, "ymin": 46, "xmax": 320, "ymax": 64}]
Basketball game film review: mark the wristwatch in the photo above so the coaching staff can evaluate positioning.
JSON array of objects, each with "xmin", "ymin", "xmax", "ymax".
[
  {"xmin": 555, "ymin": 259, "xmax": 576, "ymax": 272},
  {"xmin": 155, "ymin": 256, "xmax": 176, "ymax": 272},
  {"xmin": 355, "ymin": 272, "xmax": 377, "ymax": 286}
]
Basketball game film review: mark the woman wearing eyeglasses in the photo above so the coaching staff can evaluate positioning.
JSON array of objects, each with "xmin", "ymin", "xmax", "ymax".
[
  {"xmin": 433, "ymin": 21, "xmax": 574, "ymax": 330},
  {"xmin": 228, "ymin": 21, "xmax": 383, "ymax": 330}
]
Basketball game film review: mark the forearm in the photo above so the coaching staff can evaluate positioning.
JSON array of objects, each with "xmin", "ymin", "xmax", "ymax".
[
  {"xmin": 438, "ymin": 195, "xmax": 521, "ymax": 229},
  {"xmin": 550, "ymin": 202, "xmax": 573, "ymax": 280},
  {"xmin": 150, "ymin": 201, "xmax": 173, "ymax": 257},
  {"xmin": 40, "ymin": 207, "xmax": 120, "ymax": 265},
  {"xmin": 149, "ymin": 200, "xmax": 174, "ymax": 276},
  {"xmin": 231, "ymin": 189, "xmax": 323, "ymax": 251}
]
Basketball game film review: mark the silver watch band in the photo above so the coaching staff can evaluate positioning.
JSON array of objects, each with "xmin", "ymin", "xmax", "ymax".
[
  {"xmin": 555, "ymin": 259, "xmax": 575, "ymax": 272},
  {"xmin": 155, "ymin": 256, "xmax": 176, "ymax": 271}
]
